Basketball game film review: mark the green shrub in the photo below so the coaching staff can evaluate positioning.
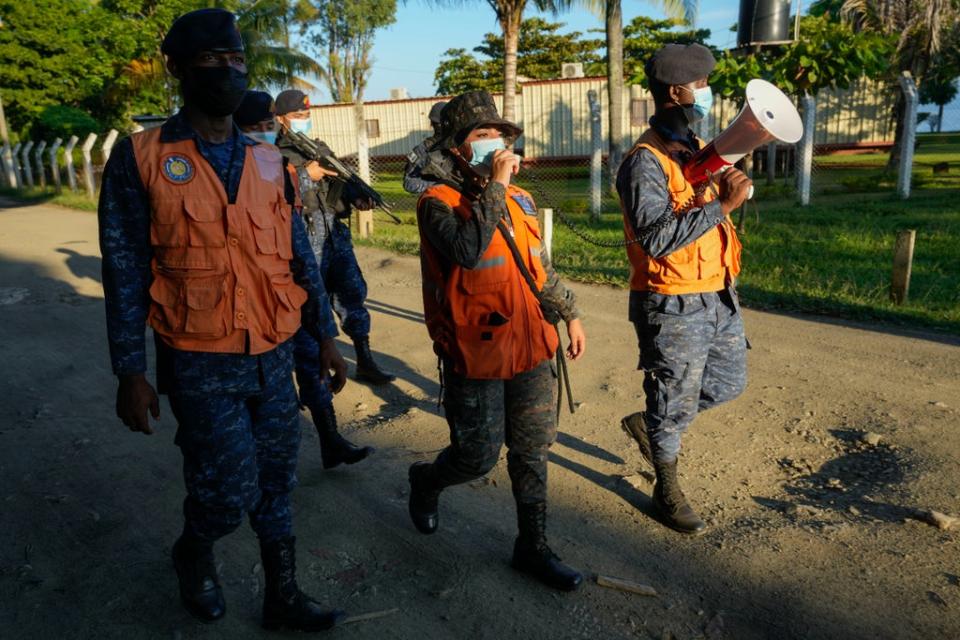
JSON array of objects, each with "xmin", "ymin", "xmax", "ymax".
[{"xmin": 34, "ymin": 106, "xmax": 101, "ymax": 142}]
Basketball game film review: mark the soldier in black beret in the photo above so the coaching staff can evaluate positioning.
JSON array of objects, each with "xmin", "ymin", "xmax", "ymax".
[
  {"xmin": 617, "ymin": 44, "xmax": 753, "ymax": 535},
  {"xmin": 99, "ymin": 7, "xmax": 349, "ymax": 632},
  {"xmin": 234, "ymin": 90, "xmax": 277, "ymax": 143}
]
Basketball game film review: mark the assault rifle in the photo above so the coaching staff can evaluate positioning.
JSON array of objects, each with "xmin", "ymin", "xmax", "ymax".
[{"xmin": 285, "ymin": 130, "xmax": 401, "ymax": 223}]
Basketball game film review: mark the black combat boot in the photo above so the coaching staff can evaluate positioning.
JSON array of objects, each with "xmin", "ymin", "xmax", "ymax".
[
  {"xmin": 172, "ymin": 532, "xmax": 226, "ymax": 623},
  {"xmin": 652, "ymin": 459, "xmax": 707, "ymax": 535},
  {"xmin": 620, "ymin": 411, "xmax": 653, "ymax": 466},
  {"xmin": 260, "ymin": 536, "xmax": 346, "ymax": 632},
  {"xmin": 313, "ymin": 402, "xmax": 374, "ymax": 469},
  {"xmin": 511, "ymin": 503, "xmax": 583, "ymax": 592},
  {"xmin": 352, "ymin": 336, "xmax": 395, "ymax": 385},
  {"xmin": 408, "ymin": 462, "xmax": 441, "ymax": 534}
]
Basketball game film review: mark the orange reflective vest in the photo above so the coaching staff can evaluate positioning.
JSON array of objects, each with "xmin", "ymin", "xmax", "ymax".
[
  {"xmin": 131, "ymin": 128, "xmax": 307, "ymax": 354},
  {"xmin": 622, "ymin": 129, "xmax": 742, "ymax": 294},
  {"xmin": 417, "ymin": 183, "xmax": 559, "ymax": 380}
]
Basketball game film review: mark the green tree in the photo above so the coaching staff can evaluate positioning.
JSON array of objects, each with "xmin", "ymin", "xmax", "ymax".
[
  {"xmin": 434, "ymin": 17, "xmax": 600, "ymax": 94},
  {"xmin": 709, "ymin": 13, "xmax": 893, "ymax": 101},
  {"xmin": 840, "ymin": 0, "xmax": 959, "ymax": 167},
  {"xmin": 430, "ymin": 1, "xmax": 566, "ymax": 121}
]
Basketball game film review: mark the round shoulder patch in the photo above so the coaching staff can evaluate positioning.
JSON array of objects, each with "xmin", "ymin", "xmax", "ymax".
[{"xmin": 162, "ymin": 154, "xmax": 195, "ymax": 184}]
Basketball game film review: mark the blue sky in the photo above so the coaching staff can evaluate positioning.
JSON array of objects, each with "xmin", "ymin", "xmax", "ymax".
[{"xmin": 302, "ymin": 0, "xmax": 742, "ymax": 103}]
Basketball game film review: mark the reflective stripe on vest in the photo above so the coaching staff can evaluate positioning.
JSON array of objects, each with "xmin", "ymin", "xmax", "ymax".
[
  {"xmin": 621, "ymin": 129, "xmax": 742, "ymax": 294},
  {"xmin": 417, "ymin": 183, "xmax": 559, "ymax": 380},
  {"xmin": 131, "ymin": 128, "xmax": 306, "ymax": 354}
]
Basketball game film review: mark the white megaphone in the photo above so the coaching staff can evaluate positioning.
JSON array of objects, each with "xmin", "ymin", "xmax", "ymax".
[{"xmin": 683, "ymin": 79, "xmax": 804, "ymax": 198}]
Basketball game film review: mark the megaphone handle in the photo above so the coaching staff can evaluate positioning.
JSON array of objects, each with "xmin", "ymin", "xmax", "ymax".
[{"xmin": 747, "ymin": 185, "xmax": 754, "ymax": 200}]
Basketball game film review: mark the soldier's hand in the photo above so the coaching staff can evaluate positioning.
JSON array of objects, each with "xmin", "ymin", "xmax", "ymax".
[
  {"xmin": 320, "ymin": 338, "xmax": 348, "ymax": 394},
  {"xmin": 718, "ymin": 168, "xmax": 752, "ymax": 216},
  {"xmin": 116, "ymin": 374, "xmax": 160, "ymax": 435},
  {"xmin": 491, "ymin": 149, "xmax": 520, "ymax": 187},
  {"xmin": 565, "ymin": 318, "xmax": 586, "ymax": 361},
  {"xmin": 306, "ymin": 161, "xmax": 337, "ymax": 182},
  {"xmin": 353, "ymin": 196, "xmax": 377, "ymax": 211}
]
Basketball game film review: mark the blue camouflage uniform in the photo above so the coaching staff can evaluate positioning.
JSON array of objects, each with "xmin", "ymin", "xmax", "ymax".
[
  {"xmin": 98, "ymin": 111, "xmax": 338, "ymax": 543},
  {"xmin": 617, "ymin": 119, "xmax": 747, "ymax": 463},
  {"xmin": 402, "ymin": 139, "xmax": 438, "ymax": 195},
  {"xmin": 276, "ymin": 131, "xmax": 370, "ymax": 411}
]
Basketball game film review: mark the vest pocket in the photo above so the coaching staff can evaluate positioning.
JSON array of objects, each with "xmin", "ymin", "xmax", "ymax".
[
  {"xmin": 248, "ymin": 206, "xmax": 279, "ymax": 255},
  {"xmin": 183, "ymin": 277, "xmax": 227, "ymax": 337},
  {"xmin": 151, "ymin": 202, "xmax": 186, "ymax": 248},
  {"xmin": 454, "ymin": 319, "xmax": 514, "ymax": 379},
  {"xmin": 149, "ymin": 275, "xmax": 185, "ymax": 331},
  {"xmin": 184, "ymin": 198, "xmax": 226, "ymax": 248},
  {"xmin": 271, "ymin": 272, "xmax": 308, "ymax": 334},
  {"xmin": 461, "ymin": 253, "xmax": 510, "ymax": 294}
]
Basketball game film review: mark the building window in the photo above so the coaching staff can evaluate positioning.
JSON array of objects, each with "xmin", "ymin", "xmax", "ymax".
[{"xmin": 365, "ymin": 119, "xmax": 381, "ymax": 139}]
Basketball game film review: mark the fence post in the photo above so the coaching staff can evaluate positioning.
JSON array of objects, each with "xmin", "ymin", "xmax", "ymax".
[
  {"xmin": 34, "ymin": 141, "xmax": 47, "ymax": 189},
  {"xmin": 897, "ymin": 72, "xmax": 918, "ymax": 200},
  {"xmin": 11, "ymin": 142, "xmax": 23, "ymax": 188},
  {"xmin": 587, "ymin": 89, "xmax": 602, "ymax": 222},
  {"xmin": 81, "ymin": 133, "xmax": 98, "ymax": 198},
  {"xmin": 797, "ymin": 93, "xmax": 815, "ymax": 206},
  {"xmin": 63, "ymin": 135, "xmax": 79, "ymax": 192},
  {"xmin": 1, "ymin": 144, "xmax": 13, "ymax": 188},
  {"xmin": 890, "ymin": 229, "xmax": 916, "ymax": 305},
  {"xmin": 21, "ymin": 141, "xmax": 35, "ymax": 188},
  {"xmin": 537, "ymin": 208, "xmax": 554, "ymax": 262},
  {"xmin": 49, "ymin": 137, "xmax": 63, "ymax": 193},
  {"xmin": 766, "ymin": 142, "xmax": 777, "ymax": 185},
  {"xmin": 101, "ymin": 129, "xmax": 119, "ymax": 163}
]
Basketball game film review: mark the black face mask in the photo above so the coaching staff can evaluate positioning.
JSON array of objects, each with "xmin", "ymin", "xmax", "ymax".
[{"xmin": 181, "ymin": 66, "xmax": 249, "ymax": 117}]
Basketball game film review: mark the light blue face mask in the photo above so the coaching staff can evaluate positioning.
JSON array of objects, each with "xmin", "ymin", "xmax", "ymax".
[
  {"xmin": 249, "ymin": 131, "xmax": 277, "ymax": 145},
  {"xmin": 680, "ymin": 86, "xmax": 713, "ymax": 123},
  {"xmin": 289, "ymin": 118, "xmax": 312, "ymax": 136},
  {"xmin": 468, "ymin": 137, "xmax": 506, "ymax": 167}
]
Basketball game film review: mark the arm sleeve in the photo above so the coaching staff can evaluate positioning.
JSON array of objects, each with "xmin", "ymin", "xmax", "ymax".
[
  {"xmin": 289, "ymin": 213, "xmax": 338, "ymax": 341},
  {"xmin": 97, "ymin": 137, "xmax": 153, "ymax": 376},
  {"xmin": 616, "ymin": 149, "xmax": 726, "ymax": 259},
  {"xmin": 538, "ymin": 248, "xmax": 579, "ymax": 323},
  {"xmin": 418, "ymin": 181, "xmax": 505, "ymax": 268},
  {"xmin": 402, "ymin": 145, "xmax": 431, "ymax": 194}
]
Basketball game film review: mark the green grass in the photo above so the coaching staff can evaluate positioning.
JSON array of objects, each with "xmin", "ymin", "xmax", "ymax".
[{"xmin": 0, "ymin": 186, "xmax": 98, "ymax": 212}]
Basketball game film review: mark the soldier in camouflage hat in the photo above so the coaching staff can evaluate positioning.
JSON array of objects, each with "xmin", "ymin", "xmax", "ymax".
[{"xmin": 406, "ymin": 90, "xmax": 586, "ymax": 592}]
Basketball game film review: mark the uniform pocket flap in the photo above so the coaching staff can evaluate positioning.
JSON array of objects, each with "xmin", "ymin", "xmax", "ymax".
[
  {"xmin": 184, "ymin": 279, "xmax": 223, "ymax": 310},
  {"xmin": 275, "ymin": 283, "xmax": 308, "ymax": 310},
  {"xmin": 183, "ymin": 198, "xmax": 223, "ymax": 222},
  {"xmin": 149, "ymin": 276, "xmax": 181, "ymax": 307},
  {"xmin": 151, "ymin": 199, "xmax": 183, "ymax": 225},
  {"xmin": 247, "ymin": 206, "xmax": 278, "ymax": 229}
]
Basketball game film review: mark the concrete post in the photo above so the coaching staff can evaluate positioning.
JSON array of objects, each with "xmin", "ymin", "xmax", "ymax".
[
  {"xmin": 34, "ymin": 141, "xmax": 47, "ymax": 189},
  {"xmin": 101, "ymin": 129, "xmax": 119, "ymax": 162},
  {"xmin": 81, "ymin": 133, "xmax": 98, "ymax": 197},
  {"xmin": 537, "ymin": 208, "xmax": 554, "ymax": 261},
  {"xmin": 21, "ymin": 141, "xmax": 34, "ymax": 188},
  {"xmin": 0, "ymin": 144, "xmax": 13, "ymax": 188},
  {"xmin": 897, "ymin": 72, "xmax": 918, "ymax": 199},
  {"xmin": 11, "ymin": 142, "xmax": 23, "ymax": 188},
  {"xmin": 766, "ymin": 142, "xmax": 777, "ymax": 185},
  {"xmin": 797, "ymin": 93, "xmax": 815, "ymax": 206},
  {"xmin": 49, "ymin": 138, "xmax": 63, "ymax": 192},
  {"xmin": 63, "ymin": 135, "xmax": 79, "ymax": 192},
  {"xmin": 587, "ymin": 89, "xmax": 602, "ymax": 222}
]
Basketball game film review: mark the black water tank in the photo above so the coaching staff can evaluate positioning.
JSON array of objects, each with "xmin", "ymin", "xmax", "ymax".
[{"xmin": 737, "ymin": 0, "xmax": 791, "ymax": 46}]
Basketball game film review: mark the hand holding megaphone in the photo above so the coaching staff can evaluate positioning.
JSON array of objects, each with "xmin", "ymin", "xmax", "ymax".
[
  {"xmin": 718, "ymin": 168, "xmax": 754, "ymax": 215},
  {"xmin": 684, "ymin": 79, "xmax": 803, "ymax": 205}
]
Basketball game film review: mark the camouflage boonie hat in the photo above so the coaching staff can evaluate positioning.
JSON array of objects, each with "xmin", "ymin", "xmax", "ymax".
[{"xmin": 432, "ymin": 90, "xmax": 522, "ymax": 150}]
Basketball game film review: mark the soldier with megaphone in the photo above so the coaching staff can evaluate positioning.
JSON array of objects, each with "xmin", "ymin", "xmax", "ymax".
[{"xmin": 617, "ymin": 43, "xmax": 753, "ymax": 536}]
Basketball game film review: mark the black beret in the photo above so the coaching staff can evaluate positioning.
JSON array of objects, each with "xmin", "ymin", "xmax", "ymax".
[
  {"xmin": 234, "ymin": 91, "xmax": 275, "ymax": 127},
  {"xmin": 274, "ymin": 89, "xmax": 310, "ymax": 115},
  {"xmin": 644, "ymin": 43, "xmax": 716, "ymax": 86},
  {"xmin": 161, "ymin": 9, "xmax": 243, "ymax": 61}
]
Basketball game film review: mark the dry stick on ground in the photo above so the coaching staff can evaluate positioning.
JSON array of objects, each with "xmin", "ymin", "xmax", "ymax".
[
  {"xmin": 595, "ymin": 575, "xmax": 658, "ymax": 597},
  {"xmin": 342, "ymin": 608, "xmax": 400, "ymax": 625}
]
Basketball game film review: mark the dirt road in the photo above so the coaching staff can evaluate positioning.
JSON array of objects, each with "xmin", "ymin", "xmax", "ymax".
[{"xmin": 1, "ymin": 200, "xmax": 959, "ymax": 640}]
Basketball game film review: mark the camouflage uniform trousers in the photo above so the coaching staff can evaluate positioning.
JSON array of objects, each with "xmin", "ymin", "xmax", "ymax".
[
  {"xmin": 633, "ymin": 287, "xmax": 747, "ymax": 463},
  {"xmin": 291, "ymin": 326, "xmax": 332, "ymax": 414},
  {"xmin": 169, "ymin": 370, "xmax": 302, "ymax": 543},
  {"xmin": 430, "ymin": 359, "xmax": 557, "ymax": 505},
  {"xmin": 309, "ymin": 212, "xmax": 370, "ymax": 341}
]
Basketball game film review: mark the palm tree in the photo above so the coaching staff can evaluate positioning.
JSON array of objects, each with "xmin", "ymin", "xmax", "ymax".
[
  {"xmin": 238, "ymin": 0, "xmax": 327, "ymax": 91},
  {"xmin": 840, "ymin": 0, "xmax": 958, "ymax": 168},
  {"xmin": 431, "ymin": 1, "xmax": 564, "ymax": 121},
  {"xmin": 572, "ymin": 0, "xmax": 698, "ymax": 175}
]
